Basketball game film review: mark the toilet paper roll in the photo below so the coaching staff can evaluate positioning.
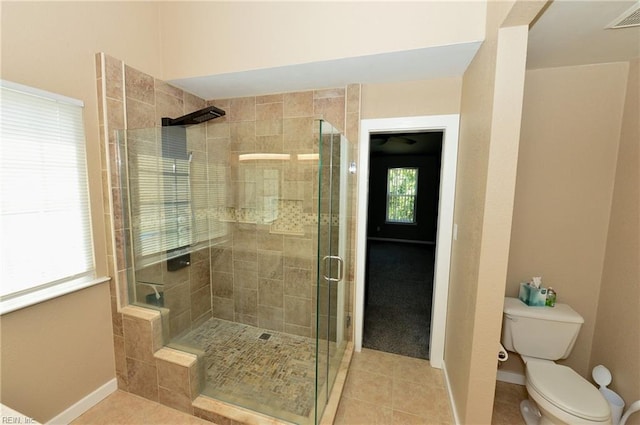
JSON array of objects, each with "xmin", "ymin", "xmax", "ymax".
[{"xmin": 498, "ymin": 343, "xmax": 509, "ymax": 362}]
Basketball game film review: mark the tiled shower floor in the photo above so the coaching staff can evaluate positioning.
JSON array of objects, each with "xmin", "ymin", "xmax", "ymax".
[{"xmin": 171, "ymin": 318, "xmax": 335, "ymax": 424}]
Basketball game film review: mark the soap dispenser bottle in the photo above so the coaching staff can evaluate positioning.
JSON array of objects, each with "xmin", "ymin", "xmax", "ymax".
[{"xmin": 546, "ymin": 287, "xmax": 556, "ymax": 307}]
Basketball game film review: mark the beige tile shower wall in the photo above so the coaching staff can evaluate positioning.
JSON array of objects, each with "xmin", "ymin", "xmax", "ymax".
[
  {"xmin": 97, "ymin": 53, "xmax": 128, "ymax": 390},
  {"xmin": 97, "ymin": 54, "xmax": 212, "ymax": 394},
  {"xmin": 118, "ymin": 306, "xmax": 202, "ymax": 414},
  {"xmin": 207, "ymin": 89, "xmax": 350, "ymax": 339},
  {"xmin": 98, "ymin": 53, "xmax": 124, "ymax": 393}
]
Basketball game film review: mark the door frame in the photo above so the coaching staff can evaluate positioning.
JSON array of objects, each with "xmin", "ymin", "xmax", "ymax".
[{"xmin": 355, "ymin": 115, "xmax": 459, "ymax": 369}]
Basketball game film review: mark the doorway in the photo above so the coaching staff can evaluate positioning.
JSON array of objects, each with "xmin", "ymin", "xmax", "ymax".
[
  {"xmin": 355, "ymin": 115, "xmax": 460, "ymax": 369},
  {"xmin": 363, "ymin": 131, "xmax": 442, "ymax": 359}
]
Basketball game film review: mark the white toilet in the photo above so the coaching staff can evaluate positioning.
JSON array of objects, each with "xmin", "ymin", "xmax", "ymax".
[{"xmin": 502, "ymin": 297, "xmax": 611, "ymax": 425}]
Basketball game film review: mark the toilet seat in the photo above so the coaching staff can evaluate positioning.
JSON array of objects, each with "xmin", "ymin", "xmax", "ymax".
[{"xmin": 526, "ymin": 362, "xmax": 610, "ymax": 422}]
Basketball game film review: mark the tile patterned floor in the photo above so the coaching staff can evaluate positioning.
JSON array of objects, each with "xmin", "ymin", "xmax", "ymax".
[
  {"xmin": 334, "ymin": 348, "xmax": 453, "ymax": 425},
  {"xmin": 172, "ymin": 317, "xmax": 338, "ymax": 423},
  {"xmin": 72, "ymin": 346, "xmax": 528, "ymax": 425},
  {"xmin": 335, "ymin": 348, "xmax": 527, "ymax": 425},
  {"xmin": 71, "ymin": 390, "xmax": 210, "ymax": 425},
  {"xmin": 492, "ymin": 380, "xmax": 528, "ymax": 425}
]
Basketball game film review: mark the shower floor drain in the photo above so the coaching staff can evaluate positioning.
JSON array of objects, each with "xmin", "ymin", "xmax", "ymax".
[{"xmin": 258, "ymin": 333, "xmax": 271, "ymax": 341}]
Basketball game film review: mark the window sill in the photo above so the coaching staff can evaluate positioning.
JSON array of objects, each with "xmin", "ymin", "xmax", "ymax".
[{"xmin": 0, "ymin": 276, "xmax": 111, "ymax": 315}]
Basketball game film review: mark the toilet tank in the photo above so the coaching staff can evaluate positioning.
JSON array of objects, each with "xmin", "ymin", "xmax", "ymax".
[{"xmin": 501, "ymin": 297, "xmax": 584, "ymax": 360}]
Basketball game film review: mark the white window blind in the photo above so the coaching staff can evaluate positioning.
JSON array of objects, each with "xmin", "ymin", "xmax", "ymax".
[{"xmin": 0, "ymin": 80, "xmax": 95, "ymax": 301}]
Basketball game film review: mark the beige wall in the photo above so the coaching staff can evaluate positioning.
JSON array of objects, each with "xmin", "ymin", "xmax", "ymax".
[
  {"xmin": 0, "ymin": 0, "xmax": 479, "ymax": 422},
  {"xmin": 507, "ymin": 62, "xmax": 629, "ymax": 377},
  {"xmin": 0, "ymin": 285, "xmax": 114, "ymax": 423},
  {"xmin": 158, "ymin": 1, "xmax": 485, "ymax": 79},
  {"xmin": 360, "ymin": 78, "xmax": 463, "ymax": 119},
  {"xmin": 590, "ymin": 59, "xmax": 640, "ymax": 424},
  {"xmin": 0, "ymin": 2, "xmax": 165, "ymax": 421},
  {"xmin": 1, "ymin": 2, "xmax": 164, "ymax": 280},
  {"xmin": 444, "ymin": 1, "xmax": 546, "ymax": 423}
]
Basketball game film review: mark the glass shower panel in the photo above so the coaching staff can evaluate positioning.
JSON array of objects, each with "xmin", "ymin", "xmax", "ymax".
[
  {"xmin": 119, "ymin": 127, "xmax": 165, "ymax": 308},
  {"xmin": 315, "ymin": 120, "xmax": 350, "ymax": 423},
  {"xmin": 118, "ymin": 126, "xmax": 214, "ymax": 319},
  {"xmin": 116, "ymin": 117, "xmax": 352, "ymax": 425}
]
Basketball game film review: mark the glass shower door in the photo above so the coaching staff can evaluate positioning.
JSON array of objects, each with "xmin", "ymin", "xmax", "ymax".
[{"xmin": 315, "ymin": 120, "xmax": 350, "ymax": 423}]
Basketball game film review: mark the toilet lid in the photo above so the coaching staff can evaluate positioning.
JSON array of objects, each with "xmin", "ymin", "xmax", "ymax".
[{"xmin": 527, "ymin": 362, "xmax": 610, "ymax": 422}]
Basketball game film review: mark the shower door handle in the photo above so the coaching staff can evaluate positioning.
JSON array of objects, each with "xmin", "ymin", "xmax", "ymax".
[{"xmin": 322, "ymin": 255, "xmax": 343, "ymax": 283}]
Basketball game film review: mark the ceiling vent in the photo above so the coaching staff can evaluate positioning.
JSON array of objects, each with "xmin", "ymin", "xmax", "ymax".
[{"xmin": 607, "ymin": 2, "xmax": 640, "ymax": 29}]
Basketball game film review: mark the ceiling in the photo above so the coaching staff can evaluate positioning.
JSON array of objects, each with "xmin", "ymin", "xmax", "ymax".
[
  {"xmin": 370, "ymin": 132, "xmax": 443, "ymax": 156},
  {"xmin": 527, "ymin": 1, "xmax": 640, "ymax": 69},
  {"xmin": 170, "ymin": 42, "xmax": 482, "ymax": 100},
  {"xmin": 169, "ymin": 1, "xmax": 640, "ymax": 100}
]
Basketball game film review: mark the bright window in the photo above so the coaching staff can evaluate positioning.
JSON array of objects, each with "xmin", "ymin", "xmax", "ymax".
[
  {"xmin": 386, "ymin": 167, "xmax": 418, "ymax": 224},
  {"xmin": 0, "ymin": 80, "xmax": 96, "ymax": 313}
]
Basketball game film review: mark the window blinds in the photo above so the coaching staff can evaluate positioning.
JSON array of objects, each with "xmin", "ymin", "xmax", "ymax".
[
  {"xmin": 0, "ymin": 80, "xmax": 94, "ymax": 298},
  {"xmin": 126, "ymin": 127, "xmax": 220, "ymax": 264},
  {"xmin": 386, "ymin": 167, "xmax": 419, "ymax": 224},
  {"xmin": 127, "ymin": 134, "xmax": 194, "ymax": 260}
]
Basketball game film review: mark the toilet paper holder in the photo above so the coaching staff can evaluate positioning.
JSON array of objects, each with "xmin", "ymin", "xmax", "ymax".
[{"xmin": 498, "ymin": 343, "xmax": 508, "ymax": 362}]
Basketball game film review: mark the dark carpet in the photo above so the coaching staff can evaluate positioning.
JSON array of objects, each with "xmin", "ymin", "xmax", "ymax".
[{"xmin": 363, "ymin": 240, "xmax": 434, "ymax": 359}]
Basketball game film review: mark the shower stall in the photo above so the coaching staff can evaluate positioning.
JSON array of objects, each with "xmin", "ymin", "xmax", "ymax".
[{"xmin": 116, "ymin": 114, "xmax": 353, "ymax": 424}]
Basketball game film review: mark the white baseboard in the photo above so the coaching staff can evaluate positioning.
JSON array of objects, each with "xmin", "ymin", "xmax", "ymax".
[
  {"xmin": 46, "ymin": 378, "xmax": 117, "ymax": 425},
  {"xmin": 496, "ymin": 369, "xmax": 526, "ymax": 386},
  {"xmin": 442, "ymin": 360, "xmax": 461, "ymax": 425}
]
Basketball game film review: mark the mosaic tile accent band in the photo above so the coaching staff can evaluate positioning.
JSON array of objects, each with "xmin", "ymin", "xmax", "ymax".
[{"xmin": 210, "ymin": 201, "xmax": 338, "ymax": 234}]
